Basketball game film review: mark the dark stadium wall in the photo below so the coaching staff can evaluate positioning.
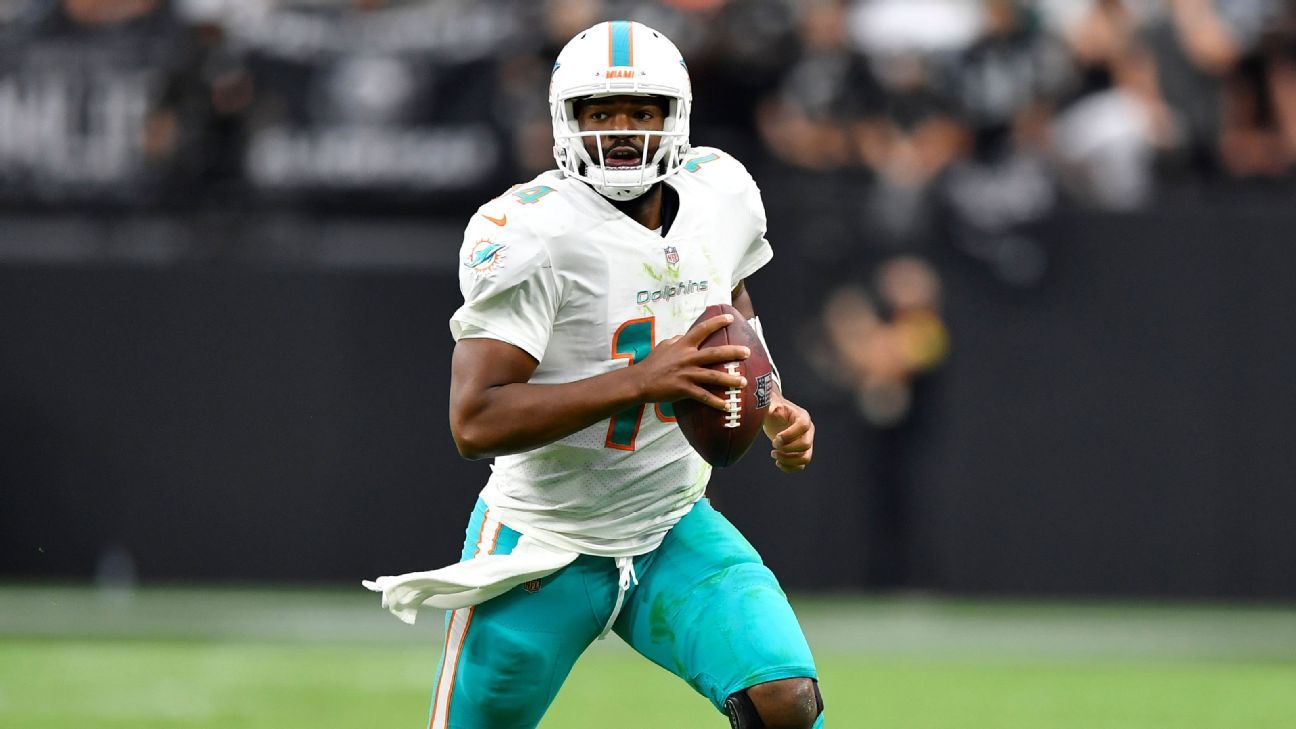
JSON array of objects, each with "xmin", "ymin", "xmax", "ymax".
[
  {"xmin": 921, "ymin": 209, "xmax": 1296, "ymax": 600},
  {"xmin": 2, "ymin": 208, "xmax": 1295, "ymax": 599}
]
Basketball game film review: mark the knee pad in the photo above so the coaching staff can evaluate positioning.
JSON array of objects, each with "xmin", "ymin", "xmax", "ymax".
[
  {"xmin": 724, "ymin": 689, "xmax": 764, "ymax": 729},
  {"xmin": 724, "ymin": 680, "xmax": 824, "ymax": 729}
]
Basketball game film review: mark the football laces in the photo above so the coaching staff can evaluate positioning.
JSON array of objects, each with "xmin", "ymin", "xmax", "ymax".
[{"xmin": 723, "ymin": 361, "xmax": 742, "ymax": 429}]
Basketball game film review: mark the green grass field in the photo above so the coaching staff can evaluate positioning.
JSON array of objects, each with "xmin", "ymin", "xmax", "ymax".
[{"xmin": 2, "ymin": 585, "xmax": 1295, "ymax": 728}]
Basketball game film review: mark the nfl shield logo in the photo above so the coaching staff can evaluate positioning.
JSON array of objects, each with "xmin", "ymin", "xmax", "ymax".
[
  {"xmin": 523, "ymin": 579, "xmax": 542, "ymax": 593},
  {"xmin": 755, "ymin": 373, "xmax": 774, "ymax": 408},
  {"xmin": 664, "ymin": 246, "xmax": 679, "ymax": 266}
]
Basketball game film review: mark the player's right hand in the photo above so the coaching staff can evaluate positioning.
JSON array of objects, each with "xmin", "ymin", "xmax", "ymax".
[{"xmin": 632, "ymin": 314, "xmax": 749, "ymax": 412}]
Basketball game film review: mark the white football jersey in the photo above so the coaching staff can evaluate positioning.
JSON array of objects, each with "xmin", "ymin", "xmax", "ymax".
[{"xmin": 450, "ymin": 147, "xmax": 773, "ymax": 557}]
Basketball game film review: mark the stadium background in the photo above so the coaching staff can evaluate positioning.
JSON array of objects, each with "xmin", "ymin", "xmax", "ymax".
[{"xmin": 2, "ymin": 1, "xmax": 1296, "ymax": 727}]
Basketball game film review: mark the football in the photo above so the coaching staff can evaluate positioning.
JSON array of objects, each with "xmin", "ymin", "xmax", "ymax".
[{"xmin": 673, "ymin": 303, "xmax": 776, "ymax": 467}]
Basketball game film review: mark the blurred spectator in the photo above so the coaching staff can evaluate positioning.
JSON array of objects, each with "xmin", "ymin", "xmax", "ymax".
[
  {"xmin": 937, "ymin": 0, "xmax": 1064, "ymax": 285},
  {"xmin": 172, "ymin": 0, "xmax": 256, "ymax": 202},
  {"xmin": 1218, "ymin": 2, "xmax": 1296, "ymax": 177},
  {"xmin": 853, "ymin": 51, "xmax": 968, "ymax": 242},
  {"xmin": 1049, "ymin": 0, "xmax": 1173, "ymax": 209},
  {"xmin": 750, "ymin": 0, "xmax": 876, "ymax": 284},
  {"xmin": 813, "ymin": 255, "xmax": 949, "ymax": 588},
  {"xmin": 819, "ymin": 256, "xmax": 949, "ymax": 427},
  {"xmin": 757, "ymin": 0, "xmax": 876, "ymax": 172},
  {"xmin": 846, "ymin": 0, "xmax": 984, "ymax": 57},
  {"xmin": 1138, "ymin": 0, "xmax": 1268, "ymax": 176},
  {"xmin": 684, "ymin": 0, "xmax": 797, "ymax": 159}
]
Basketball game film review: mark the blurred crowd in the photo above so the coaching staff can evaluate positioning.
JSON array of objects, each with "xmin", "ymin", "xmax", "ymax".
[
  {"xmin": 3, "ymin": 0, "xmax": 1295, "ymax": 209},
  {"xmin": 3, "ymin": 0, "xmax": 1295, "ymax": 423}
]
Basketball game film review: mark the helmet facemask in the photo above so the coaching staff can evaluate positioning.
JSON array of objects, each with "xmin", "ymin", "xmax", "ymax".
[{"xmin": 552, "ymin": 94, "xmax": 691, "ymax": 201}]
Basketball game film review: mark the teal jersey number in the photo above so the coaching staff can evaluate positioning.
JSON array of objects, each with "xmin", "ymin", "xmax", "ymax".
[
  {"xmin": 512, "ymin": 185, "xmax": 555, "ymax": 204},
  {"xmin": 683, "ymin": 153, "xmax": 719, "ymax": 173},
  {"xmin": 606, "ymin": 317, "xmax": 676, "ymax": 451}
]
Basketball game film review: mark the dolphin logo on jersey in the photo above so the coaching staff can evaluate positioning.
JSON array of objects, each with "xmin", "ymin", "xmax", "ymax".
[{"xmin": 464, "ymin": 240, "xmax": 506, "ymax": 273}]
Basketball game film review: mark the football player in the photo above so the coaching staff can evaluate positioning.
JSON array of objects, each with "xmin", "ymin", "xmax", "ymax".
[{"xmin": 368, "ymin": 20, "xmax": 821, "ymax": 729}]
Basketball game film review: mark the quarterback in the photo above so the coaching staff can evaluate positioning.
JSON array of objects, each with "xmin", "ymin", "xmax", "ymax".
[{"xmin": 366, "ymin": 20, "xmax": 822, "ymax": 729}]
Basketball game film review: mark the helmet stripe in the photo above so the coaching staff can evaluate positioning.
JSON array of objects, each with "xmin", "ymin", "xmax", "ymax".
[{"xmin": 609, "ymin": 20, "xmax": 632, "ymax": 67}]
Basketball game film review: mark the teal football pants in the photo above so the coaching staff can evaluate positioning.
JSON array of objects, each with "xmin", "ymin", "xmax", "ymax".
[{"xmin": 425, "ymin": 497, "xmax": 820, "ymax": 728}]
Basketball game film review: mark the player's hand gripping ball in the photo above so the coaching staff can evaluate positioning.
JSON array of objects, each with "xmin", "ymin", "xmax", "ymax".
[{"xmin": 674, "ymin": 304, "xmax": 776, "ymax": 467}]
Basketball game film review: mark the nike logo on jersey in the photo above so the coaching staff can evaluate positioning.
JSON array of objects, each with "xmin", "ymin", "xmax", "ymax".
[{"xmin": 480, "ymin": 212, "xmax": 508, "ymax": 227}]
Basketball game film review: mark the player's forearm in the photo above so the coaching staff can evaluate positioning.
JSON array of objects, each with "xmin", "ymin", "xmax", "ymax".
[{"xmin": 451, "ymin": 367, "xmax": 644, "ymax": 459}]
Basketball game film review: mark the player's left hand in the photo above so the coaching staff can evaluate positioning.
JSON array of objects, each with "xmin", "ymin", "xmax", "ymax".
[{"xmin": 763, "ymin": 395, "xmax": 814, "ymax": 473}]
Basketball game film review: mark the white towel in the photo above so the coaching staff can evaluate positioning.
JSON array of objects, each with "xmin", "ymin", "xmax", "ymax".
[{"xmin": 363, "ymin": 535, "xmax": 578, "ymax": 625}]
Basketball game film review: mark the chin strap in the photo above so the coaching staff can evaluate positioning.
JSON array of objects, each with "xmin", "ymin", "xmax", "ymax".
[
  {"xmin": 594, "ymin": 181, "xmax": 653, "ymax": 201},
  {"xmin": 587, "ymin": 161, "xmax": 669, "ymax": 201},
  {"xmin": 747, "ymin": 316, "xmax": 782, "ymax": 392}
]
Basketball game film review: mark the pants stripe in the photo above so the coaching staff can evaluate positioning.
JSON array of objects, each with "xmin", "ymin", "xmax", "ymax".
[{"xmin": 429, "ymin": 508, "xmax": 501, "ymax": 729}]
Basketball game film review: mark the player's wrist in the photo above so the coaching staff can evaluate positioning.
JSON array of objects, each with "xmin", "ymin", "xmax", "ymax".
[
  {"xmin": 766, "ymin": 388, "xmax": 787, "ymax": 410},
  {"xmin": 747, "ymin": 316, "xmax": 782, "ymax": 392},
  {"xmin": 611, "ymin": 362, "xmax": 652, "ymax": 408}
]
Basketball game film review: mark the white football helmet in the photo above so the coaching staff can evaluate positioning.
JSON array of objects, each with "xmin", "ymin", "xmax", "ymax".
[{"xmin": 549, "ymin": 21, "xmax": 692, "ymax": 201}]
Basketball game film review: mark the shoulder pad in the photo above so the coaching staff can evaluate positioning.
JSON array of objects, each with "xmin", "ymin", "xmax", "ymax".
[
  {"xmin": 458, "ymin": 212, "xmax": 552, "ymax": 306},
  {"xmin": 472, "ymin": 172, "xmax": 581, "ymax": 239},
  {"xmin": 674, "ymin": 146, "xmax": 757, "ymax": 195}
]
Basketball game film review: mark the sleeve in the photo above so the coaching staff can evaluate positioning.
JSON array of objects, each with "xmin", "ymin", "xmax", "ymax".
[
  {"xmin": 449, "ymin": 219, "xmax": 560, "ymax": 362},
  {"xmin": 732, "ymin": 172, "xmax": 774, "ymax": 283}
]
